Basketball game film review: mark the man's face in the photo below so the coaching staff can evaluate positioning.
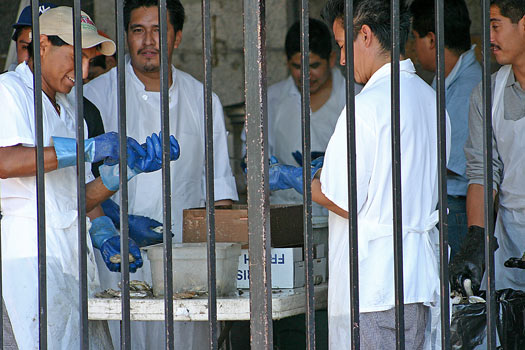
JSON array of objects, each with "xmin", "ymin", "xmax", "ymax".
[
  {"xmin": 16, "ymin": 27, "xmax": 32, "ymax": 64},
  {"xmin": 412, "ymin": 30, "xmax": 435, "ymax": 72},
  {"xmin": 287, "ymin": 51, "xmax": 333, "ymax": 94},
  {"xmin": 490, "ymin": 5, "xmax": 525, "ymax": 65},
  {"xmin": 333, "ymin": 19, "xmax": 368, "ymax": 84},
  {"xmin": 127, "ymin": 6, "xmax": 180, "ymax": 75},
  {"xmin": 40, "ymin": 36, "xmax": 98, "ymax": 96}
]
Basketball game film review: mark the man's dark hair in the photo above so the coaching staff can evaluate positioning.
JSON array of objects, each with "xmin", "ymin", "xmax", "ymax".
[
  {"xmin": 491, "ymin": 0, "xmax": 525, "ymax": 23},
  {"xmin": 12, "ymin": 27, "xmax": 25, "ymax": 42},
  {"xmin": 124, "ymin": 0, "xmax": 185, "ymax": 33},
  {"xmin": 285, "ymin": 18, "xmax": 332, "ymax": 61},
  {"xmin": 322, "ymin": 0, "xmax": 411, "ymax": 55},
  {"xmin": 28, "ymin": 35, "xmax": 68, "ymax": 59},
  {"xmin": 410, "ymin": 0, "xmax": 471, "ymax": 55}
]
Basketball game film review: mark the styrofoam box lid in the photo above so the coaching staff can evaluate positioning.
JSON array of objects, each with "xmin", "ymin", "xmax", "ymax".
[{"xmin": 146, "ymin": 242, "xmax": 241, "ymax": 261}]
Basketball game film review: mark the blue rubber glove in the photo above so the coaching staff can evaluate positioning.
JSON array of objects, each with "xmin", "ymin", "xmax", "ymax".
[
  {"xmin": 292, "ymin": 151, "xmax": 325, "ymax": 166},
  {"xmin": 269, "ymin": 156, "xmax": 324, "ymax": 194},
  {"xmin": 101, "ymin": 199, "xmax": 164, "ymax": 247},
  {"xmin": 134, "ymin": 133, "xmax": 180, "ymax": 172},
  {"xmin": 53, "ymin": 132, "xmax": 119, "ymax": 168},
  {"xmin": 89, "ymin": 216, "xmax": 143, "ymax": 273}
]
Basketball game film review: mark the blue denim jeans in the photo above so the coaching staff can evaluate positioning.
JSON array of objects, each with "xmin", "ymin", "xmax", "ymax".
[{"xmin": 447, "ymin": 195, "xmax": 468, "ymax": 259}]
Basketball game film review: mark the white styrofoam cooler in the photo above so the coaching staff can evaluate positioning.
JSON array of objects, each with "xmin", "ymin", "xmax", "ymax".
[{"xmin": 147, "ymin": 242, "xmax": 241, "ymax": 297}]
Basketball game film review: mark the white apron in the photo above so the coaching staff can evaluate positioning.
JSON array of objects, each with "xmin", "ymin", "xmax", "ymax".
[{"xmin": 484, "ymin": 65, "xmax": 525, "ymax": 291}]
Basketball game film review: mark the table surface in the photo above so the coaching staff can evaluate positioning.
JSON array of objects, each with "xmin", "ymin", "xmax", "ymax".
[{"xmin": 88, "ymin": 283, "xmax": 328, "ymax": 322}]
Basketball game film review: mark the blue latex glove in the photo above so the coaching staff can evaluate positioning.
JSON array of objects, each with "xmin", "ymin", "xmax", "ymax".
[
  {"xmin": 53, "ymin": 132, "xmax": 141, "ymax": 169},
  {"xmin": 101, "ymin": 199, "xmax": 164, "ymax": 247},
  {"xmin": 269, "ymin": 156, "xmax": 324, "ymax": 194},
  {"xmin": 134, "ymin": 133, "xmax": 180, "ymax": 172},
  {"xmin": 89, "ymin": 216, "xmax": 143, "ymax": 273},
  {"xmin": 292, "ymin": 151, "xmax": 325, "ymax": 166}
]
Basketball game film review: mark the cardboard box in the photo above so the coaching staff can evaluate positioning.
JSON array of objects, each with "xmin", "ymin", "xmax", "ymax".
[
  {"xmin": 237, "ymin": 247, "xmax": 305, "ymax": 289},
  {"xmin": 183, "ymin": 204, "xmax": 304, "ymax": 247}
]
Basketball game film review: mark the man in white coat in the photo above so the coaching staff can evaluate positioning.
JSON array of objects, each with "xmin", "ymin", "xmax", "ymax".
[
  {"xmin": 0, "ymin": 7, "xmax": 146, "ymax": 350},
  {"xmin": 307, "ymin": 0, "xmax": 449, "ymax": 348},
  {"xmin": 83, "ymin": 0, "xmax": 239, "ymax": 348},
  {"xmin": 450, "ymin": 0, "xmax": 525, "ymax": 296}
]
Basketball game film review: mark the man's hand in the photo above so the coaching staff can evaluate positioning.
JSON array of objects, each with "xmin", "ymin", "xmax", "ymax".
[
  {"xmin": 269, "ymin": 156, "xmax": 323, "ymax": 194},
  {"xmin": 449, "ymin": 225, "xmax": 498, "ymax": 295},
  {"xmin": 101, "ymin": 199, "xmax": 164, "ymax": 247},
  {"xmin": 89, "ymin": 216, "xmax": 143, "ymax": 273}
]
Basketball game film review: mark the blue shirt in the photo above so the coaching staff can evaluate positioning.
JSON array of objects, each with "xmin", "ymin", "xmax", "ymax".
[{"xmin": 432, "ymin": 47, "xmax": 481, "ymax": 196}]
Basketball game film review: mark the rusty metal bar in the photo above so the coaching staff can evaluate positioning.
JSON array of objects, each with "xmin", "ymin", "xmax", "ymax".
[
  {"xmin": 158, "ymin": 0, "xmax": 175, "ymax": 348},
  {"xmin": 343, "ymin": 0, "xmax": 360, "ymax": 348},
  {"xmin": 434, "ymin": 0, "xmax": 451, "ymax": 348},
  {"xmin": 243, "ymin": 0, "xmax": 273, "ymax": 348},
  {"xmin": 72, "ymin": 1, "xmax": 89, "ymax": 348},
  {"xmin": 202, "ymin": 0, "xmax": 218, "ymax": 348}
]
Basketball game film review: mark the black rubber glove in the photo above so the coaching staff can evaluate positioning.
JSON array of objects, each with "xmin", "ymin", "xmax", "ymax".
[{"xmin": 449, "ymin": 225, "xmax": 498, "ymax": 296}]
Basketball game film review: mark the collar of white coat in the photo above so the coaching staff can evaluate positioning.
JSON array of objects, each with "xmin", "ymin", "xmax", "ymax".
[
  {"xmin": 360, "ymin": 59, "xmax": 416, "ymax": 94},
  {"xmin": 15, "ymin": 61, "xmax": 71, "ymax": 117},
  {"xmin": 432, "ymin": 44, "xmax": 477, "ymax": 90},
  {"xmin": 125, "ymin": 54, "xmax": 178, "ymax": 95}
]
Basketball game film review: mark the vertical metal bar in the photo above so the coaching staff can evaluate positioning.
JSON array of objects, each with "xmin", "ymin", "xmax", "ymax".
[
  {"xmin": 114, "ymin": 0, "xmax": 131, "ymax": 348},
  {"xmin": 344, "ymin": 1, "xmax": 360, "ymax": 348},
  {"xmin": 72, "ymin": 1, "xmax": 89, "ymax": 348},
  {"xmin": 30, "ymin": 1, "xmax": 47, "ymax": 348},
  {"xmin": 202, "ymin": 0, "xmax": 218, "ymax": 348},
  {"xmin": 390, "ymin": 0, "xmax": 405, "ymax": 349},
  {"xmin": 434, "ymin": 0, "xmax": 451, "ymax": 349},
  {"xmin": 481, "ymin": 0, "xmax": 496, "ymax": 348},
  {"xmin": 243, "ymin": 0, "xmax": 273, "ymax": 348},
  {"xmin": 299, "ymin": 4, "xmax": 316, "ymax": 350},
  {"xmin": 158, "ymin": 0, "xmax": 175, "ymax": 348}
]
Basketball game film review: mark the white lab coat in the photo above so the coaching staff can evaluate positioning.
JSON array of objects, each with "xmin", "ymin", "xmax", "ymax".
[
  {"xmin": 83, "ymin": 57, "xmax": 238, "ymax": 350},
  {"xmin": 0, "ymin": 63, "xmax": 112, "ymax": 350},
  {"xmin": 268, "ymin": 69, "xmax": 360, "ymax": 216},
  {"xmin": 320, "ymin": 60, "xmax": 451, "ymax": 349},
  {"xmin": 481, "ymin": 65, "xmax": 525, "ymax": 291}
]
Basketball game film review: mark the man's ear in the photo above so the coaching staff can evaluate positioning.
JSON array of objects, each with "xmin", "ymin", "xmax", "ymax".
[
  {"xmin": 427, "ymin": 32, "xmax": 436, "ymax": 50},
  {"xmin": 174, "ymin": 30, "xmax": 182, "ymax": 49},
  {"xmin": 361, "ymin": 24, "xmax": 373, "ymax": 48},
  {"xmin": 39, "ymin": 34, "xmax": 50, "ymax": 57}
]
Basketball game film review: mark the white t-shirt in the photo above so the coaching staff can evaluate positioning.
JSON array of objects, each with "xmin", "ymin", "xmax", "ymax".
[
  {"xmin": 84, "ymin": 57, "xmax": 238, "ymax": 242},
  {"xmin": 320, "ymin": 59, "xmax": 450, "ymax": 348}
]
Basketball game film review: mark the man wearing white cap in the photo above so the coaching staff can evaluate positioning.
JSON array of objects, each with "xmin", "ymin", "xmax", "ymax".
[{"xmin": 0, "ymin": 6, "xmax": 178, "ymax": 349}]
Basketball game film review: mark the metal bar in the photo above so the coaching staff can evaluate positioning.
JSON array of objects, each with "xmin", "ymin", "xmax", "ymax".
[
  {"xmin": 344, "ymin": 0, "xmax": 360, "ymax": 348},
  {"xmin": 299, "ymin": 4, "xmax": 316, "ymax": 350},
  {"xmin": 72, "ymin": 1, "xmax": 89, "ymax": 348},
  {"xmin": 158, "ymin": 0, "xmax": 175, "ymax": 348},
  {"xmin": 434, "ymin": 0, "xmax": 451, "ymax": 349},
  {"xmin": 390, "ymin": 0, "xmax": 405, "ymax": 349},
  {"xmin": 114, "ymin": 0, "xmax": 131, "ymax": 348},
  {"xmin": 243, "ymin": 0, "xmax": 273, "ymax": 348},
  {"xmin": 481, "ymin": 0, "xmax": 496, "ymax": 348},
  {"xmin": 30, "ymin": 1, "xmax": 48, "ymax": 348},
  {"xmin": 202, "ymin": 0, "xmax": 218, "ymax": 348}
]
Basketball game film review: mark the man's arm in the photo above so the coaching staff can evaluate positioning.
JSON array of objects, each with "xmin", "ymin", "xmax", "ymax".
[
  {"xmin": 466, "ymin": 184, "xmax": 497, "ymax": 227},
  {"xmin": 312, "ymin": 175, "xmax": 348, "ymax": 219},
  {"xmin": 0, "ymin": 145, "xmax": 58, "ymax": 178}
]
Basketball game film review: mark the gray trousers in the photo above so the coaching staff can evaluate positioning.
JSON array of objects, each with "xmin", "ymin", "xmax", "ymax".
[
  {"xmin": 2, "ymin": 300, "xmax": 19, "ymax": 350},
  {"xmin": 360, "ymin": 303, "xmax": 428, "ymax": 350}
]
